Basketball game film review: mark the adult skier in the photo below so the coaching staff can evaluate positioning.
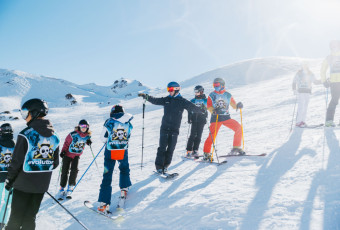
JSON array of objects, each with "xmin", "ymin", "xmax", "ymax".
[
  {"xmin": 203, "ymin": 78, "xmax": 244, "ymax": 161},
  {"xmin": 0, "ymin": 123, "xmax": 15, "ymax": 225},
  {"xmin": 97, "ymin": 104, "xmax": 133, "ymax": 214},
  {"xmin": 58, "ymin": 119, "xmax": 92, "ymax": 199},
  {"xmin": 138, "ymin": 82, "xmax": 204, "ymax": 174},
  {"xmin": 321, "ymin": 40, "xmax": 340, "ymax": 127},
  {"xmin": 186, "ymin": 85, "xmax": 208, "ymax": 158},
  {"xmin": 292, "ymin": 64, "xmax": 319, "ymax": 127},
  {"xmin": 5, "ymin": 98, "xmax": 60, "ymax": 229}
]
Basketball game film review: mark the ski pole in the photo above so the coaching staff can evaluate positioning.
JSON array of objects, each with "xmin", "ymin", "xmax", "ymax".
[
  {"xmin": 290, "ymin": 94, "xmax": 298, "ymax": 133},
  {"xmin": 89, "ymin": 145, "xmax": 100, "ymax": 173},
  {"xmin": 46, "ymin": 191, "xmax": 89, "ymax": 230},
  {"xmin": 55, "ymin": 162, "xmax": 62, "ymax": 192},
  {"xmin": 185, "ymin": 123, "xmax": 191, "ymax": 156},
  {"xmin": 141, "ymin": 100, "xmax": 146, "ymax": 170},
  {"xmin": 211, "ymin": 114, "xmax": 219, "ymax": 163},
  {"xmin": 0, "ymin": 189, "xmax": 12, "ymax": 228},
  {"xmin": 73, "ymin": 143, "xmax": 105, "ymax": 192},
  {"xmin": 240, "ymin": 109, "xmax": 244, "ymax": 150},
  {"xmin": 207, "ymin": 122, "xmax": 220, "ymax": 164}
]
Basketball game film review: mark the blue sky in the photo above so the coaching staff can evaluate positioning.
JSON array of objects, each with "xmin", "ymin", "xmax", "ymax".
[{"xmin": 1, "ymin": 0, "xmax": 340, "ymax": 87}]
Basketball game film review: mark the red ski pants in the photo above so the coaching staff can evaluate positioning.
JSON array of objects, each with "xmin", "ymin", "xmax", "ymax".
[{"xmin": 203, "ymin": 119, "xmax": 242, "ymax": 153}]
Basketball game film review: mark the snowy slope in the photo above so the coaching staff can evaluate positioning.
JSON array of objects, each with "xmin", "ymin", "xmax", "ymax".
[{"xmin": 1, "ymin": 57, "xmax": 340, "ymax": 230}]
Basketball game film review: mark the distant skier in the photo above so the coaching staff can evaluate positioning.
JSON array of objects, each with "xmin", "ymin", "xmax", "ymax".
[
  {"xmin": 321, "ymin": 40, "xmax": 340, "ymax": 127},
  {"xmin": 0, "ymin": 123, "xmax": 15, "ymax": 226},
  {"xmin": 186, "ymin": 85, "xmax": 208, "ymax": 158},
  {"xmin": 58, "ymin": 119, "xmax": 92, "ymax": 199},
  {"xmin": 5, "ymin": 98, "xmax": 60, "ymax": 229},
  {"xmin": 292, "ymin": 63, "xmax": 320, "ymax": 127},
  {"xmin": 203, "ymin": 78, "xmax": 244, "ymax": 161},
  {"xmin": 138, "ymin": 82, "xmax": 204, "ymax": 174},
  {"xmin": 97, "ymin": 104, "xmax": 133, "ymax": 214}
]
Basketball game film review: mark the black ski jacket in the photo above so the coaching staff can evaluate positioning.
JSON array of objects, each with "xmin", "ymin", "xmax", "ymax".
[
  {"xmin": 147, "ymin": 94, "xmax": 204, "ymax": 135},
  {"xmin": 0, "ymin": 135, "xmax": 15, "ymax": 183},
  {"xmin": 7, "ymin": 119, "xmax": 59, "ymax": 194}
]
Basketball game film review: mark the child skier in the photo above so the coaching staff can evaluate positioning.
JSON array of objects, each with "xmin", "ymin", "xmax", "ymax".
[
  {"xmin": 97, "ymin": 104, "xmax": 133, "ymax": 214},
  {"xmin": 321, "ymin": 40, "xmax": 340, "ymax": 127},
  {"xmin": 203, "ymin": 78, "xmax": 244, "ymax": 161},
  {"xmin": 0, "ymin": 123, "xmax": 15, "ymax": 226},
  {"xmin": 138, "ymin": 82, "xmax": 204, "ymax": 174},
  {"xmin": 292, "ymin": 64, "xmax": 319, "ymax": 127},
  {"xmin": 58, "ymin": 119, "xmax": 92, "ymax": 199},
  {"xmin": 186, "ymin": 85, "xmax": 208, "ymax": 158},
  {"xmin": 5, "ymin": 98, "xmax": 60, "ymax": 229}
]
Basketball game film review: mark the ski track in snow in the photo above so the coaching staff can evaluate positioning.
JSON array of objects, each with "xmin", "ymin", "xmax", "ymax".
[{"xmin": 1, "ymin": 60, "xmax": 340, "ymax": 230}]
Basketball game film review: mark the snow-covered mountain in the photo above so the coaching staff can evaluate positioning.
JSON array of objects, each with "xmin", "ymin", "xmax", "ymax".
[{"xmin": 1, "ymin": 57, "xmax": 340, "ymax": 230}]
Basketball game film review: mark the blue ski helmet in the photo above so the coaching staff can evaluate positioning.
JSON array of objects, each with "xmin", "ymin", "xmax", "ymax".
[{"xmin": 167, "ymin": 82, "xmax": 180, "ymax": 96}]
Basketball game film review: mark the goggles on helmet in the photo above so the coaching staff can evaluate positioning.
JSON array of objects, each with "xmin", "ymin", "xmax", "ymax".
[
  {"xmin": 79, "ymin": 124, "xmax": 89, "ymax": 129},
  {"xmin": 194, "ymin": 89, "xmax": 201, "ymax": 93},
  {"xmin": 20, "ymin": 109, "xmax": 29, "ymax": 120},
  {"xmin": 167, "ymin": 86, "xmax": 180, "ymax": 93}
]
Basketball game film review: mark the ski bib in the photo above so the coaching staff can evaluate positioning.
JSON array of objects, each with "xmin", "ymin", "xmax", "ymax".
[
  {"xmin": 68, "ymin": 131, "xmax": 90, "ymax": 154},
  {"xmin": 0, "ymin": 144, "xmax": 14, "ymax": 172},
  {"xmin": 104, "ymin": 118, "xmax": 132, "ymax": 160},
  {"xmin": 209, "ymin": 91, "xmax": 232, "ymax": 115},
  {"xmin": 21, "ymin": 128, "xmax": 60, "ymax": 173},
  {"xmin": 191, "ymin": 98, "xmax": 207, "ymax": 109}
]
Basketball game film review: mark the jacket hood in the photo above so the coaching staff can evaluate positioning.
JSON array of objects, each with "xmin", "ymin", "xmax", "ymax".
[{"xmin": 28, "ymin": 119, "xmax": 55, "ymax": 137}]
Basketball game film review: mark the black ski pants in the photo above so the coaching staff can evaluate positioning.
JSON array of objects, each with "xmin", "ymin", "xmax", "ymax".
[
  {"xmin": 155, "ymin": 130, "xmax": 178, "ymax": 170},
  {"xmin": 60, "ymin": 156, "xmax": 79, "ymax": 188},
  {"xmin": 186, "ymin": 121, "xmax": 205, "ymax": 151},
  {"xmin": 326, "ymin": 82, "xmax": 340, "ymax": 121},
  {"xmin": 6, "ymin": 189, "xmax": 44, "ymax": 230}
]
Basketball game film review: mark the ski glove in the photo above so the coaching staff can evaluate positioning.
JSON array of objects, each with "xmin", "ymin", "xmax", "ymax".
[
  {"xmin": 236, "ymin": 102, "xmax": 243, "ymax": 110},
  {"xmin": 138, "ymin": 93, "xmax": 149, "ymax": 100},
  {"xmin": 5, "ymin": 179, "xmax": 13, "ymax": 191},
  {"xmin": 60, "ymin": 151, "xmax": 66, "ymax": 158},
  {"xmin": 86, "ymin": 139, "xmax": 92, "ymax": 146}
]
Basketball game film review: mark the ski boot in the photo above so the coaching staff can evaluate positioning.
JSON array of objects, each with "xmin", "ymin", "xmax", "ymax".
[
  {"xmin": 229, "ymin": 147, "xmax": 246, "ymax": 156},
  {"xmin": 57, "ymin": 187, "xmax": 66, "ymax": 200},
  {"xmin": 66, "ymin": 185, "xmax": 74, "ymax": 199},
  {"xmin": 191, "ymin": 150, "xmax": 199, "ymax": 159},
  {"xmin": 117, "ymin": 188, "xmax": 128, "ymax": 211},
  {"xmin": 325, "ymin": 120, "xmax": 336, "ymax": 127},
  {"xmin": 186, "ymin": 150, "xmax": 193, "ymax": 157},
  {"xmin": 98, "ymin": 202, "xmax": 110, "ymax": 214},
  {"xmin": 203, "ymin": 152, "xmax": 213, "ymax": 161}
]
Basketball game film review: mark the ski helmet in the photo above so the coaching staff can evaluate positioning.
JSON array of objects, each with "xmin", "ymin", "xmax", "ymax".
[
  {"xmin": 167, "ymin": 82, "xmax": 180, "ymax": 96},
  {"xmin": 213, "ymin": 78, "xmax": 225, "ymax": 91},
  {"xmin": 0, "ymin": 123, "xmax": 13, "ymax": 135},
  {"xmin": 20, "ymin": 98, "xmax": 48, "ymax": 121},
  {"xmin": 194, "ymin": 85, "xmax": 204, "ymax": 94},
  {"xmin": 78, "ymin": 119, "xmax": 89, "ymax": 132},
  {"xmin": 110, "ymin": 104, "xmax": 124, "ymax": 117}
]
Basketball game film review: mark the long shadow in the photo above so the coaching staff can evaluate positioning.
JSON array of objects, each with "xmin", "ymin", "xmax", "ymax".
[{"xmin": 240, "ymin": 128, "xmax": 310, "ymax": 230}]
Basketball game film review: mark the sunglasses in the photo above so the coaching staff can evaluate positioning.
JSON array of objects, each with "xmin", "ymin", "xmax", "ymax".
[
  {"xmin": 213, "ymin": 83, "xmax": 221, "ymax": 88},
  {"xmin": 20, "ymin": 109, "xmax": 29, "ymax": 120},
  {"xmin": 79, "ymin": 124, "xmax": 88, "ymax": 129},
  {"xmin": 167, "ymin": 86, "xmax": 180, "ymax": 92}
]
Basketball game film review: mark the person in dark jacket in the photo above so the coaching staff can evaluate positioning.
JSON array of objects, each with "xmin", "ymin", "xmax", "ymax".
[
  {"xmin": 58, "ymin": 119, "xmax": 92, "ymax": 199},
  {"xmin": 186, "ymin": 85, "xmax": 208, "ymax": 158},
  {"xmin": 5, "ymin": 98, "xmax": 60, "ymax": 230},
  {"xmin": 138, "ymin": 82, "xmax": 204, "ymax": 174},
  {"xmin": 0, "ymin": 123, "xmax": 15, "ymax": 225}
]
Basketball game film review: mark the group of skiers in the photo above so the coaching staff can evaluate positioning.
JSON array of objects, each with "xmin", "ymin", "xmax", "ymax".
[
  {"xmin": 293, "ymin": 40, "xmax": 340, "ymax": 128},
  {"xmin": 0, "ymin": 40, "xmax": 339, "ymax": 229}
]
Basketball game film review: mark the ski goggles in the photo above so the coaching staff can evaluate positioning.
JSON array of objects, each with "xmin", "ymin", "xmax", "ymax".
[
  {"xmin": 79, "ymin": 124, "xmax": 89, "ymax": 129},
  {"xmin": 20, "ymin": 109, "xmax": 29, "ymax": 120},
  {"xmin": 167, "ymin": 86, "xmax": 180, "ymax": 92},
  {"xmin": 194, "ymin": 89, "xmax": 202, "ymax": 93},
  {"xmin": 213, "ymin": 82, "xmax": 221, "ymax": 88}
]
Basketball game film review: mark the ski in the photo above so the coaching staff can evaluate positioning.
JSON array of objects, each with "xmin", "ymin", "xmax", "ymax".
[
  {"xmin": 219, "ymin": 153, "xmax": 267, "ymax": 158},
  {"xmin": 84, "ymin": 201, "xmax": 124, "ymax": 222},
  {"xmin": 182, "ymin": 156, "xmax": 228, "ymax": 165},
  {"xmin": 183, "ymin": 155, "xmax": 203, "ymax": 160},
  {"xmin": 154, "ymin": 171, "xmax": 179, "ymax": 179},
  {"xmin": 299, "ymin": 124, "xmax": 324, "ymax": 128}
]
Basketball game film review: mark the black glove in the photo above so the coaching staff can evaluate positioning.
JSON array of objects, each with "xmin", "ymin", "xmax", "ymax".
[
  {"xmin": 236, "ymin": 102, "xmax": 243, "ymax": 110},
  {"xmin": 60, "ymin": 151, "xmax": 66, "ymax": 158},
  {"xmin": 86, "ymin": 139, "xmax": 92, "ymax": 146},
  {"xmin": 138, "ymin": 93, "xmax": 148, "ymax": 100},
  {"xmin": 5, "ymin": 179, "xmax": 13, "ymax": 191},
  {"xmin": 323, "ymin": 80, "xmax": 330, "ymax": 88}
]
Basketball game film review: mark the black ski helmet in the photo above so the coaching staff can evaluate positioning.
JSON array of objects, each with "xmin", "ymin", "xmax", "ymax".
[
  {"xmin": 110, "ymin": 104, "xmax": 124, "ymax": 117},
  {"xmin": 0, "ymin": 123, "xmax": 13, "ymax": 135},
  {"xmin": 194, "ymin": 85, "xmax": 204, "ymax": 94},
  {"xmin": 213, "ymin": 78, "xmax": 225, "ymax": 91},
  {"xmin": 20, "ymin": 98, "xmax": 48, "ymax": 121},
  {"xmin": 167, "ymin": 82, "xmax": 180, "ymax": 96},
  {"xmin": 78, "ymin": 119, "xmax": 89, "ymax": 132}
]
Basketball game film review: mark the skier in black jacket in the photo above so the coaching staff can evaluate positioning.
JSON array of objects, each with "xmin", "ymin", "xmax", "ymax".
[
  {"xmin": 138, "ymin": 82, "xmax": 204, "ymax": 174},
  {"xmin": 5, "ymin": 98, "xmax": 60, "ymax": 230}
]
